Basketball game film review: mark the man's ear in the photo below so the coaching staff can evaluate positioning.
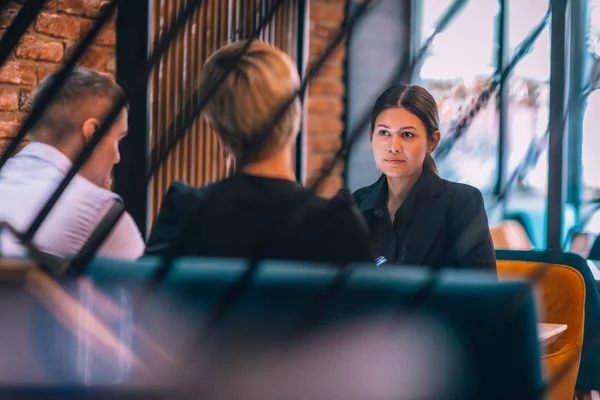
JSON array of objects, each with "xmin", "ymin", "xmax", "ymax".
[
  {"xmin": 429, "ymin": 130, "xmax": 441, "ymax": 153},
  {"xmin": 81, "ymin": 118, "xmax": 100, "ymax": 143}
]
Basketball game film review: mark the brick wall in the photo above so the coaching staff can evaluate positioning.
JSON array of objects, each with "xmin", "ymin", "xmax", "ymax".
[
  {"xmin": 0, "ymin": 0, "xmax": 115, "ymax": 156},
  {"xmin": 0, "ymin": 1, "xmax": 347, "ymax": 197},
  {"xmin": 306, "ymin": 0, "xmax": 347, "ymax": 198}
]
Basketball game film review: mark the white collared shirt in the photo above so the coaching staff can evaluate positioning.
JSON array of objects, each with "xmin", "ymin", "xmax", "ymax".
[{"xmin": 0, "ymin": 142, "xmax": 145, "ymax": 259}]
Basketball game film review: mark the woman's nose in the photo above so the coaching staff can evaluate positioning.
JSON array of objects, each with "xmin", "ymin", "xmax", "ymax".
[{"xmin": 388, "ymin": 135, "xmax": 402, "ymax": 153}]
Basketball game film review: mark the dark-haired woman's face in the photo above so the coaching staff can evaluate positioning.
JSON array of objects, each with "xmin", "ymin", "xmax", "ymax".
[{"xmin": 371, "ymin": 107, "xmax": 432, "ymax": 178}]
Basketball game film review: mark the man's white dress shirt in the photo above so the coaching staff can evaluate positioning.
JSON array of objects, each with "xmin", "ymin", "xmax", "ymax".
[{"xmin": 0, "ymin": 143, "xmax": 145, "ymax": 259}]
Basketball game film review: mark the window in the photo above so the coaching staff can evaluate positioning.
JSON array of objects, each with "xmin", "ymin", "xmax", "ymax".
[
  {"xmin": 582, "ymin": 0, "xmax": 600, "ymax": 202},
  {"xmin": 419, "ymin": 0, "xmax": 499, "ymax": 193},
  {"xmin": 506, "ymin": 0, "xmax": 550, "ymax": 195},
  {"xmin": 501, "ymin": 0, "xmax": 552, "ymax": 248}
]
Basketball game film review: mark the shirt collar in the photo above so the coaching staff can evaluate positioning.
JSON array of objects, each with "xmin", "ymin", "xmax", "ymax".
[
  {"xmin": 16, "ymin": 142, "xmax": 73, "ymax": 174},
  {"xmin": 359, "ymin": 164, "xmax": 435, "ymax": 221}
]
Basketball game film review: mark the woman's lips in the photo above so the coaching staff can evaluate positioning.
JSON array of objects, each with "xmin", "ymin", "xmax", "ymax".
[{"xmin": 384, "ymin": 159, "xmax": 406, "ymax": 165}]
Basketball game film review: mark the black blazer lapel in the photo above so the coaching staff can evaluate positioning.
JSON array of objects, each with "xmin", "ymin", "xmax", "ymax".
[{"xmin": 405, "ymin": 171, "xmax": 450, "ymax": 265}]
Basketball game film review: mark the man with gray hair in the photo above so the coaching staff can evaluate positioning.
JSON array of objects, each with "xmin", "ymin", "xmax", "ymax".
[{"xmin": 0, "ymin": 66, "xmax": 144, "ymax": 259}]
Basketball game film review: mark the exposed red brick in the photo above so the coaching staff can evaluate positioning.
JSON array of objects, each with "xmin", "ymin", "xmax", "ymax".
[
  {"xmin": 317, "ymin": 175, "xmax": 345, "ymax": 199},
  {"xmin": 309, "ymin": 77, "xmax": 345, "ymax": 97},
  {"xmin": 0, "ymin": 137, "xmax": 29, "ymax": 157},
  {"xmin": 80, "ymin": 15, "xmax": 115, "ymax": 46},
  {"xmin": 0, "ymin": 61, "xmax": 36, "ymax": 85},
  {"xmin": 310, "ymin": 1, "xmax": 346, "ymax": 23},
  {"xmin": 308, "ymin": 39, "xmax": 346, "ymax": 64},
  {"xmin": 316, "ymin": 63, "xmax": 345, "ymax": 78},
  {"xmin": 16, "ymin": 34, "xmax": 64, "ymax": 62},
  {"xmin": 44, "ymin": 0, "xmax": 59, "ymax": 10},
  {"xmin": 310, "ymin": 24, "xmax": 337, "ymax": 41},
  {"xmin": 0, "ymin": 86, "xmax": 19, "ymax": 111},
  {"xmin": 306, "ymin": 156, "xmax": 345, "ymax": 199},
  {"xmin": 67, "ymin": 44, "xmax": 114, "ymax": 71},
  {"xmin": 0, "ymin": 6, "xmax": 19, "ymax": 29},
  {"xmin": 58, "ymin": 0, "xmax": 107, "ymax": 17},
  {"xmin": 35, "ymin": 12, "xmax": 81, "ymax": 39},
  {"xmin": 36, "ymin": 63, "xmax": 59, "ymax": 83},
  {"xmin": 308, "ymin": 96, "xmax": 344, "ymax": 116},
  {"xmin": 307, "ymin": 116, "xmax": 344, "ymax": 135},
  {"xmin": 0, "ymin": 119, "xmax": 20, "ymax": 138},
  {"xmin": 309, "ymin": 134, "xmax": 342, "ymax": 153},
  {"xmin": 105, "ymin": 54, "xmax": 115, "ymax": 72},
  {"xmin": 306, "ymin": 1, "xmax": 348, "ymax": 194}
]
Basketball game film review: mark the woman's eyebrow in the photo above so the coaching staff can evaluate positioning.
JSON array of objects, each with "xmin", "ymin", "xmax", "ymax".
[{"xmin": 376, "ymin": 124, "xmax": 417, "ymax": 130}]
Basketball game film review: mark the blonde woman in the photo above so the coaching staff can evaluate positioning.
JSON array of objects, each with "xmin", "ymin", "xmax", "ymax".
[{"xmin": 146, "ymin": 40, "xmax": 372, "ymax": 265}]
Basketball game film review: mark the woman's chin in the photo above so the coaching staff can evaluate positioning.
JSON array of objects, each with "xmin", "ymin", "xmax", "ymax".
[
  {"xmin": 380, "ymin": 165, "xmax": 409, "ymax": 177},
  {"xmin": 379, "ymin": 164, "xmax": 423, "ymax": 178}
]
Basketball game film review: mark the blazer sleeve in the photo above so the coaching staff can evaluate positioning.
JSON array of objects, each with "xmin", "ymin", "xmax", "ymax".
[
  {"xmin": 327, "ymin": 189, "xmax": 375, "ymax": 264},
  {"xmin": 451, "ymin": 186, "xmax": 497, "ymax": 270},
  {"xmin": 144, "ymin": 181, "xmax": 190, "ymax": 256}
]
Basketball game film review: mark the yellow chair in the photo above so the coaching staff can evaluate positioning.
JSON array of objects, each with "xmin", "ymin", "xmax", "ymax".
[
  {"xmin": 497, "ymin": 260, "xmax": 585, "ymax": 400},
  {"xmin": 491, "ymin": 221, "xmax": 534, "ymax": 250}
]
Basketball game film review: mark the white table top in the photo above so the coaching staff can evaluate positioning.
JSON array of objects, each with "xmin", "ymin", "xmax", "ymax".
[{"xmin": 538, "ymin": 323, "xmax": 567, "ymax": 347}]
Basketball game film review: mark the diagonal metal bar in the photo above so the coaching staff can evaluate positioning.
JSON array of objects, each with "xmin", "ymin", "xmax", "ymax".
[
  {"xmin": 0, "ymin": 0, "xmax": 46, "ymax": 70},
  {"xmin": 435, "ymin": 8, "xmax": 551, "ymax": 160},
  {"xmin": 22, "ymin": 0, "xmax": 207, "ymax": 242},
  {"xmin": 145, "ymin": 0, "xmax": 289, "ymax": 183},
  {"xmin": 0, "ymin": 0, "xmax": 119, "ymax": 171}
]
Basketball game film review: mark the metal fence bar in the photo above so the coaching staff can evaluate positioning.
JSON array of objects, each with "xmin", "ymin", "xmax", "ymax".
[
  {"xmin": 546, "ymin": 0, "xmax": 568, "ymax": 249},
  {"xmin": 494, "ymin": 0, "xmax": 509, "ymax": 209},
  {"xmin": 114, "ymin": 0, "xmax": 152, "ymax": 237}
]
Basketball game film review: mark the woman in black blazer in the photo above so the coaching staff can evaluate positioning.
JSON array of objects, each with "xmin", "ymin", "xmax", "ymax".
[{"xmin": 353, "ymin": 84, "xmax": 496, "ymax": 270}]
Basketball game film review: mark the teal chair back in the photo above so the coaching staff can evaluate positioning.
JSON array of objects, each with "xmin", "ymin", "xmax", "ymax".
[
  {"xmin": 80, "ymin": 258, "xmax": 543, "ymax": 398},
  {"xmin": 3, "ymin": 257, "xmax": 543, "ymax": 398},
  {"xmin": 496, "ymin": 249, "xmax": 600, "ymax": 390}
]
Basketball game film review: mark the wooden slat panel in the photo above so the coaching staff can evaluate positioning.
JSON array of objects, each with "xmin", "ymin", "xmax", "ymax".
[{"xmin": 149, "ymin": 0, "xmax": 301, "ymax": 226}]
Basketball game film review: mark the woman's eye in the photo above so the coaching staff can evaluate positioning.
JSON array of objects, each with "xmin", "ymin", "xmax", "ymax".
[
  {"xmin": 378, "ymin": 129, "xmax": 390, "ymax": 136},
  {"xmin": 402, "ymin": 131, "xmax": 415, "ymax": 138}
]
